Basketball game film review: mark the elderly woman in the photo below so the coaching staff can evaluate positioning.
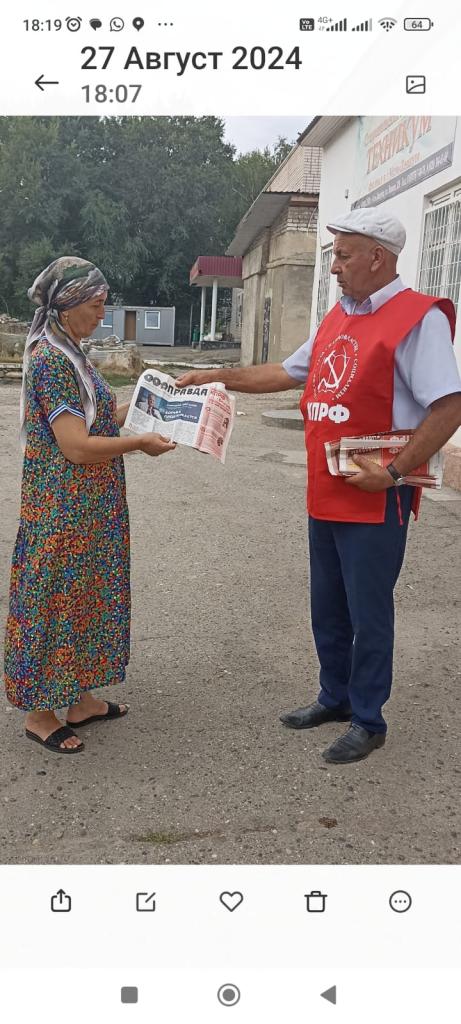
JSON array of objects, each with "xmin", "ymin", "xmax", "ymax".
[{"xmin": 4, "ymin": 257, "xmax": 175, "ymax": 753}]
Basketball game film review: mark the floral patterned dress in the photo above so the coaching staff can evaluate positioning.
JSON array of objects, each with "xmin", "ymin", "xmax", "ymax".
[{"xmin": 4, "ymin": 337, "xmax": 130, "ymax": 711}]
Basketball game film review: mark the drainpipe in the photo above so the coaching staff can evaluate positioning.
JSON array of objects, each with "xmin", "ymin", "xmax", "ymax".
[
  {"xmin": 210, "ymin": 278, "xmax": 218, "ymax": 341},
  {"xmin": 199, "ymin": 285, "xmax": 206, "ymax": 349}
]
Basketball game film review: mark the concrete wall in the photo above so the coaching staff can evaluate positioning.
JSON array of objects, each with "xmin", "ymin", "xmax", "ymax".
[
  {"xmin": 310, "ymin": 116, "xmax": 461, "ymax": 445},
  {"xmin": 240, "ymin": 200, "xmax": 318, "ymax": 366}
]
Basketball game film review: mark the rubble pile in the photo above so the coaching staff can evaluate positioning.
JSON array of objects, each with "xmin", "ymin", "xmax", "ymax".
[{"xmin": 0, "ymin": 314, "xmax": 30, "ymax": 336}]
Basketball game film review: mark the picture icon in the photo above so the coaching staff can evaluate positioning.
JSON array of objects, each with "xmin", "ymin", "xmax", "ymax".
[
  {"xmin": 65, "ymin": 16, "xmax": 82, "ymax": 31},
  {"xmin": 406, "ymin": 74, "xmax": 426, "ymax": 94},
  {"xmin": 379, "ymin": 17, "xmax": 397, "ymax": 31}
]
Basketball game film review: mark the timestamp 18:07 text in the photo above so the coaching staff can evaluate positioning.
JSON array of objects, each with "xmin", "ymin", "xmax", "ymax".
[{"xmin": 82, "ymin": 85, "xmax": 143, "ymax": 104}]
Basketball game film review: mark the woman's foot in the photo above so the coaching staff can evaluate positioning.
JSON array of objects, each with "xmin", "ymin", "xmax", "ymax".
[
  {"xmin": 25, "ymin": 711, "xmax": 83, "ymax": 750},
  {"xmin": 67, "ymin": 692, "xmax": 128, "ymax": 726}
]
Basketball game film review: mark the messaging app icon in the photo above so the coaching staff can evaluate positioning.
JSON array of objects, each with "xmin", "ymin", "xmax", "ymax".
[{"xmin": 110, "ymin": 16, "xmax": 125, "ymax": 31}]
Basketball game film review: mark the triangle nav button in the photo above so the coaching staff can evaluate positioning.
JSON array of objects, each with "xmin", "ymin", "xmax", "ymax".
[{"xmin": 321, "ymin": 985, "xmax": 337, "ymax": 1005}]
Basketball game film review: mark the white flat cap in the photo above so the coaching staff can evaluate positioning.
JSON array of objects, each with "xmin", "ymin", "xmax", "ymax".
[{"xmin": 327, "ymin": 209, "xmax": 406, "ymax": 256}]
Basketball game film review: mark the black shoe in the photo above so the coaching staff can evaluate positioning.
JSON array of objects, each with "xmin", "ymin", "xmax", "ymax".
[
  {"xmin": 322, "ymin": 724, "xmax": 386, "ymax": 764},
  {"xmin": 280, "ymin": 700, "xmax": 352, "ymax": 730}
]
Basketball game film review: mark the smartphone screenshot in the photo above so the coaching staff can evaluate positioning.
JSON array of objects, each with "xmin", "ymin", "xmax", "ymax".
[{"xmin": 0, "ymin": 2, "xmax": 460, "ymax": 1020}]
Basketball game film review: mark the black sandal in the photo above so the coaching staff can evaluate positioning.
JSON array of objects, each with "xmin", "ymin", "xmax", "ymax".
[
  {"xmin": 25, "ymin": 724, "xmax": 85, "ymax": 754},
  {"xmin": 67, "ymin": 702, "xmax": 129, "ymax": 729}
]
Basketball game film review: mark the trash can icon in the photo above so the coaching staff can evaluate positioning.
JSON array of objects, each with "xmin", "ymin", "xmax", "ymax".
[{"xmin": 305, "ymin": 890, "xmax": 327, "ymax": 913}]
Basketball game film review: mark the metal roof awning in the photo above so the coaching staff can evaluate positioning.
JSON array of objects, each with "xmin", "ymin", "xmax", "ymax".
[
  {"xmin": 189, "ymin": 255, "xmax": 243, "ymax": 288},
  {"xmin": 226, "ymin": 192, "xmax": 291, "ymax": 257},
  {"xmin": 297, "ymin": 116, "xmax": 353, "ymax": 149}
]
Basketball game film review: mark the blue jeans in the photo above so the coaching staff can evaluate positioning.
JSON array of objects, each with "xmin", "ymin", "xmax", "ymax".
[{"xmin": 308, "ymin": 486, "xmax": 414, "ymax": 734}]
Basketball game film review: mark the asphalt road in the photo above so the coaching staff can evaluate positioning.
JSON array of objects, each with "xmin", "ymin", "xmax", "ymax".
[{"xmin": 1, "ymin": 382, "xmax": 460, "ymax": 865}]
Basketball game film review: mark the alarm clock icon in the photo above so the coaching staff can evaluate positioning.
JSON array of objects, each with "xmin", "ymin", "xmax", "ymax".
[{"xmin": 66, "ymin": 16, "xmax": 82, "ymax": 32}]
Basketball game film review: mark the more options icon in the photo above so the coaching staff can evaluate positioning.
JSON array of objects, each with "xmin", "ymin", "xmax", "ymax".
[{"xmin": 389, "ymin": 890, "xmax": 412, "ymax": 913}]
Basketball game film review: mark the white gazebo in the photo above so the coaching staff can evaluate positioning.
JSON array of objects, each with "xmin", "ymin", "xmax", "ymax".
[{"xmin": 189, "ymin": 255, "xmax": 243, "ymax": 347}]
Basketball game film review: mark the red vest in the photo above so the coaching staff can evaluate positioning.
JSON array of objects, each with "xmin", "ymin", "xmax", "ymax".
[{"xmin": 301, "ymin": 288, "xmax": 456, "ymax": 523}]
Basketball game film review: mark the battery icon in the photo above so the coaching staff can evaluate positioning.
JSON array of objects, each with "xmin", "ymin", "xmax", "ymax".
[{"xmin": 404, "ymin": 18, "xmax": 434, "ymax": 30}]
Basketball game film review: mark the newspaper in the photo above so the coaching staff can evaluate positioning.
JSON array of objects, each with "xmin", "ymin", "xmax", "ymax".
[
  {"xmin": 125, "ymin": 369, "xmax": 235, "ymax": 463},
  {"xmin": 325, "ymin": 431, "xmax": 443, "ymax": 488}
]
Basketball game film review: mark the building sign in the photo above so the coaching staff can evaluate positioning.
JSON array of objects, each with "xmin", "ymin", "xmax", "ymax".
[{"xmin": 351, "ymin": 116, "xmax": 457, "ymax": 209}]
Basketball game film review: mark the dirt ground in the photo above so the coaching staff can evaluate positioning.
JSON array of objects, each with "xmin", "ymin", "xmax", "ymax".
[{"xmin": 1, "ymin": 381, "xmax": 460, "ymax": 865}]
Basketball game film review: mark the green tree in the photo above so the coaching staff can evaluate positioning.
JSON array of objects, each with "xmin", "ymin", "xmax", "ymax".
[{"xmin": 0, "ymin": 117, "xmax": 294, "ymax": 329}]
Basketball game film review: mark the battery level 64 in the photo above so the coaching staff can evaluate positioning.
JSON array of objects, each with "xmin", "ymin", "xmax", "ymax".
[{"xmin": 404, "ymin": 18, "xmax": 434, "ymax": 30}]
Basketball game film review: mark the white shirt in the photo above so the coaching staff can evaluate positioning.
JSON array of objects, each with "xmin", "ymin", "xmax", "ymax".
[{"xmin": 282, "ymin": 277, "xmax": 461, "ymax": 429}]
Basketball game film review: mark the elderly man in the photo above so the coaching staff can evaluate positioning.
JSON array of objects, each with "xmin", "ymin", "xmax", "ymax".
[{"xmin": 177, "ymin": 209, "xmax": 461, "ymax": 763}]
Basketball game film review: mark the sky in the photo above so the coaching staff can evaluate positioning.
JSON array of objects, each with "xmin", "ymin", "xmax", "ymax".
[{"xmin": 223, "ymin": 116, "xmax": 312, "ymax": 154}]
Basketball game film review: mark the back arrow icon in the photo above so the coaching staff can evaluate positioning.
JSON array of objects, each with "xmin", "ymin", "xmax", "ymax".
[
  {"xmin": 321, "ymin": 985, "xmax": 337, "ymax": 1005},
  {"xmin": 35, "ymin": 74, "xmax": 59, "ymax": 92}
]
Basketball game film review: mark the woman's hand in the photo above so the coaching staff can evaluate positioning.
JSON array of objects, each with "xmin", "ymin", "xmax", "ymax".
[{"xmin": 138, "ymin": 433, "xmax": 177, "ymax": 457}]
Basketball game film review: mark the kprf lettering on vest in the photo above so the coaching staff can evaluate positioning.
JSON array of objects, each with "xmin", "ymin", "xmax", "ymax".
[{"xmin": 306, "ymin": 402, "xmax": 350, "ymax": 423}]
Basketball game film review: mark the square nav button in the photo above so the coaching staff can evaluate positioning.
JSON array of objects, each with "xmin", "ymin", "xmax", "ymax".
[{"xmin": 121, "ymin": 987, "xmax": 138, "ymax": 1004}]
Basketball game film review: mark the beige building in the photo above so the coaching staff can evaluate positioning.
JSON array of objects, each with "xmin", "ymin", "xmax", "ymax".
[{"xmin": 226, "ymin": 144, "xmax": 321, "ymax": 365}]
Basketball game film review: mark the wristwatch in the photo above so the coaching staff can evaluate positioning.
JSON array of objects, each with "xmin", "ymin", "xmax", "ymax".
[{"xmin": 387, "ymin": 462, "xmax": 405, "ymax": 485}]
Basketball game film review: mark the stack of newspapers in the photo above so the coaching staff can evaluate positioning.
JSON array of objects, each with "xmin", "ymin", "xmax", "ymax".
[
  {"xmin": 325, "ymin": 431, "xmax": 443, "ymax": 488},
  {"xmin": 125, "ymin": 369, "xmax": 235, "ymax": 464}
]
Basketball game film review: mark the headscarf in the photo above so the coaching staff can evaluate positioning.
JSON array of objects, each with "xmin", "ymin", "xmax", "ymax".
[{"xmin": 20, "ymin": 256, "xmax": 109, "ymax": 448}]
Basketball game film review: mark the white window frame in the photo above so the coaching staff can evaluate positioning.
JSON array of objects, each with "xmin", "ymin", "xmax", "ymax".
[
  {"xmin": 316, "ymin": 245, "xmax": 334, "ymax": 325},
  {"xmin": 419, "ymin": 184, "xmax": 461, "ymax": 310},
  {"xmin": 145, "ymin": 310, "xmax": 161, "ymax": 330},
  {"xmin": 101, "ymin": 310, "xmax": 114, "ymax": 328}
]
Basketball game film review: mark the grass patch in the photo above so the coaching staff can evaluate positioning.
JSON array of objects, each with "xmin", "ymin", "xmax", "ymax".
[
  {"xmin": 100, "ymin": 372, "xmax": 138, "ymax": 388},
  {"xmin": 142, "ymin": 363, "xmax": 181, "ymax": 377}
]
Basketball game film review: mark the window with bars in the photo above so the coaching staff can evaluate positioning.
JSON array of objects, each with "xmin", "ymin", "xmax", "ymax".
[
  {"xmin": 419, "ymin": 193, "xmax": 461, "ymax": 308},
  {"xmin": 316, "ymin": 245, "xmax": 333, "ymax": 324}
]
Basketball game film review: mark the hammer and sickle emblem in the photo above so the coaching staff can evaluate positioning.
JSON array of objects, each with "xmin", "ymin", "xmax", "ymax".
[{"xmin": 318, "ymin": 347, "xmax": 350, "ymax": 392}]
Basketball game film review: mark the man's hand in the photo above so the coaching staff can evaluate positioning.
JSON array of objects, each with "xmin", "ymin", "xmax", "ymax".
[
  {"xmin": 175, "ymin": 363, "xmax": 298, "ymax": 394},
  {"xmin": 345, "ymin": 454, "xmax": 395, "ymax": 492},
  {"xmin": 175, "ymin": 370, "xmax": 215, "ymax": 388},
  {"xmin": 138, "ymin": 433, "xmax": 177, "ymax": 457}
]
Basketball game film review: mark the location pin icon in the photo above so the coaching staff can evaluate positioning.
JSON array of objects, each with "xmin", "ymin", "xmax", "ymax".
[{"xmin": 133, "ymin": 17, "xmax": 144, "ymax": 30}]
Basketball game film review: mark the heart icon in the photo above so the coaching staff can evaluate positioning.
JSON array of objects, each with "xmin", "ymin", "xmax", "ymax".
[{"xmin": 219, "ymin": 891, "xmax": 244, "ymax": 912}]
